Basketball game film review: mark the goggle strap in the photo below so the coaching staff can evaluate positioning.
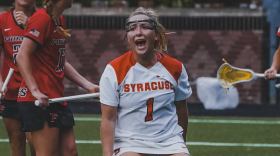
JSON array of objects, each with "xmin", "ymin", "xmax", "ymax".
[{"xmin": 126, "ymin": 19, "xmax": 157, "ymax": 32}]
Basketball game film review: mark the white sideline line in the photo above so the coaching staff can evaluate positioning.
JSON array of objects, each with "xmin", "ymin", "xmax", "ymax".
[
  {"xmin": 186, "ymin": 142, "xmax": 280, "ymax": 147},
  {"xmin": 74, "ymin": 141, "xmax": 280, "ymax": 147},
  {"xmin": 188, "ymin": 119, "xmax": 280, "ymax": 124},
  {"xmin": 74, "ymin": 117, "xmax": 101, "ymax": 121},
  {"xmin": 75, "ymin": 140, "xmax": 101, "ymax": 144},
  {"xmin": 0, "ymin": 139, "xmax": 279, "ymax": 147},
  {"xmin": 1, "ymin": 117, "xmax": 280, "ymax": 124},
  {"xmin": 73, "ymin": 117, "xmax": 280, "ymax": 124}
]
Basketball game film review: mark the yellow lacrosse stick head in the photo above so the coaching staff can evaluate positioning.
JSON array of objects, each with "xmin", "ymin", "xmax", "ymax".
[{"xmin": 217, "ymin": 63, "xmax": 258, "ymax": 88}]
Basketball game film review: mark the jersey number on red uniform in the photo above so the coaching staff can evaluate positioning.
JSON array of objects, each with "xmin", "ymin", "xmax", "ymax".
[
  {"xmin": 12, "ymin": 44, "xmax": 21, "ymax": 65},
  {"xmin": 55, "ymin": 48, "xmax": 65, "ymax": 72},
  {"xmin": 145, "ymin": 98, "xmax": 154, "ymax": 122}
]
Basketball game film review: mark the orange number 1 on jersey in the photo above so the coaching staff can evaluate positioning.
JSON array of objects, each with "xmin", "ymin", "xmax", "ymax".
[{"xmin": 145, "ymin": 98, "xmax": 154, "ymax": 122}]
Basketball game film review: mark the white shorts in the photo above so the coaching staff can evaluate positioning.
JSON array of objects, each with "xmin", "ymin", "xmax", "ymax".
[{"xmin": 113, "ymin": 133, "xmax": 190, "ymax": 156}]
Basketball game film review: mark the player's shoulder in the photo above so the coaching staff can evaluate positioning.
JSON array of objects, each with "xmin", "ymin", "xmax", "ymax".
[
  {"xmin": 108, "ymin": 51, "xmax": 136, "ymax": 85},
  {"xmin": 60, "ymin": 15, "xmax": 65, "ymax": 21},
  {"xmin": 29, "ymin": 8, "xmax": 51, "ymax": 22},
  {"xmin": 109, "ymin": 50, "xmax": 135, "ymax": 69},
  {"xmin": 0, "ymin": 11, "xmax": 10, "ymax": 17},
  {"xmin": 160, "ymin": 53, "xmax": 183, "ymax": 83},
  {"xmin": 59, "ymin": 15, "xmax": 66, "ymax": 28},
  {"xmin": 0, "ymin": 11, "xmax": 11, "ymax": 21},
  {"xmin": 161, "ymin": 53, "xmax": 182, "ymax": 69}
]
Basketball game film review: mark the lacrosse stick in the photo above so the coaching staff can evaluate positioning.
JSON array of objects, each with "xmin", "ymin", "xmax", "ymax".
[
  {"xmin": 0, "ymin": 68, "xmax": 14, "ymax": 99},
  {"xmin": 217, "ymin": 62, "xmax": 280, "ymax": 88},
  {"xmin": 35, "ymin": 92, "xmax": 100, "ymax": 106}
]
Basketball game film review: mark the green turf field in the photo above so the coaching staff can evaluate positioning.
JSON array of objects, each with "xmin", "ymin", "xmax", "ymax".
[{"xmin": 0, "ymin": 115, "xmax": 280, "ymax": 156}]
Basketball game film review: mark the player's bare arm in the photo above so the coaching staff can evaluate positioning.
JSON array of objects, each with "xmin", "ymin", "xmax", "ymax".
[
  {"xmin": 64, "ymin": 60, "xmax": 99, "ymax": 93},
  {"xmin": 0, "ymin": 46, "xmax": 3, "ymax": 88},
  {"xmin": 0, "ymin": 46, "xmax": 4, "ymax": 98},
  {"xmin": 16, "ymin": 37, "xmax": 49, "ymax": 109},
  {"xmin": 100, "ymin": 104, "xmax": 117, "ymax": 156},
  {"xmin": 175, "ymin": 100, "xmax": 189, "ymax": 142},
  {"xmin": 264, "ymin": 42, "xmax": 280, "ymax": 80}
]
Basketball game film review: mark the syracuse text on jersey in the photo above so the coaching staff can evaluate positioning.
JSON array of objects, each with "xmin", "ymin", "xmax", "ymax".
[{"xmin": 124, "ymin": 80, "xmax": 173, "ymax": 92}]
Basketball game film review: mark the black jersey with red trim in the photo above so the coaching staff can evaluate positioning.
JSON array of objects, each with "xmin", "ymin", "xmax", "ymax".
[
  {"xmin": 17, "ymin": 8, "xmax": 66, "ymax": 105},
  {"xmin": 0, "ymin": 11, "xmax": 25, "ymax": 100}
]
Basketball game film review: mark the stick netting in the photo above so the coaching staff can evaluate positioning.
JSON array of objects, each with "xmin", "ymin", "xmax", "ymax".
[{"xmin": 218, "ymin": 64, "xmax": 253, "ymax": 88}]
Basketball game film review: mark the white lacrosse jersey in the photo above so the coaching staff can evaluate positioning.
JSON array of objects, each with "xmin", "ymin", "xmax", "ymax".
[{"xmin": 100, "ymin": 50, "xmax": 192, "ymax": 143}]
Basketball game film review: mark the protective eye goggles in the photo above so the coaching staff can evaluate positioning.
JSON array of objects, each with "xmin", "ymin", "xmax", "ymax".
[{"xmin": 125, "ymin": 18, "xmax": 157, "ymax": 32}]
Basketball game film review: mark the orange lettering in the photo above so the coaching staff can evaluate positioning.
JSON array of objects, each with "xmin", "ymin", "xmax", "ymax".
[
  {"xmin": 170, "ymin": 83, "xmax": 173, "ymax": 90},
  {"xmin": 151, "ymin": 82, "xmax": 157, "ymax": 90},
  {"xmin": 165, "ymin": 81, "xmax": 170, "ymax": 89},
  {"xmin": 145, "ymin": 98, "xmax": 154, "ymax": 122},
  {"xmin": 114, "ymin": 149, "xmax": 120, "ymax": 155},
  {"xmin": 130, "ymin": 84, "xmax": 136, "ymax": 92},
  {"xmin": 137, "ymin": 83, "xmax": 143, "ymax": 92},
  {"xmin": 158, "ymin": 81, "xmax": 164, "ymax": 90},
  {"xmin": 145, "ymin": 83, "xmax": 151, "ymax": 91},
  {"xmin": 124, "ymin": 84, "xmax": 130, "ymax": 92}
]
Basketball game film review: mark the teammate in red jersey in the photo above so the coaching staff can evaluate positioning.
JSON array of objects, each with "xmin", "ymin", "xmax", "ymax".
[
  {"xmin": 16, "ymin": 0, "xmax": 99, "ymax": 155},
  {"xmin": 264, "ymin": 27, "xmax": 280, "ymax": 79},
  {"xmin": 0, "ymin": 0, "xmax": 36, "ymax": 156}
]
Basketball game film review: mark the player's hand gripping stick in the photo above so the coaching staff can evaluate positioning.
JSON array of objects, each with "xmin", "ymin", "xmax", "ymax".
[
  {"xmin": 34, "ymin": 92, "xmax": 100, "ymax": 106},
  {"xmin": 0, "ymin": 68, "xmax": 14, "ymax": 99}
]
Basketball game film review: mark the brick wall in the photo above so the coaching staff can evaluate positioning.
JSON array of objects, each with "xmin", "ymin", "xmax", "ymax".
[{"xmin": 65, "ymin": 30, "xmax": 263, "ymax": 104}]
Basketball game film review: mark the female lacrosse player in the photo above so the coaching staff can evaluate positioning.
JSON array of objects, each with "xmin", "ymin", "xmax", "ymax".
[
  {"xmin": 16, "ymin": 0, "xmax": 99, "ymax": 155},
  {"xmin": 0, "ymin": 0, "xmax": 36, "ymax": 155},
  {"xmin": 100, "ymin": 7, "xmax": 192, "ymax": 156},
  {"xmin": 264, "ymin": 27, "xmax": 280, "ymax": 80}
]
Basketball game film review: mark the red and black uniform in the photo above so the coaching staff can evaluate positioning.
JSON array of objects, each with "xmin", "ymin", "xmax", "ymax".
[
  {"xmin": 277, "ymin": 27, "xmax": 280, "ymax": 37},
  {"xmin": 17, "ymin": 8, "xmax": 66, "ymax": 105},
  {"xmin": 0, "ymin": 11, "xmax": 24, "ymax": 100},
  {"xmin": 0, "ymin": 10, "xmax": 26, "ymax": 118},
  {"xmin": 17, "ymin": 8, "xmax": 74, "ymax": 131}
]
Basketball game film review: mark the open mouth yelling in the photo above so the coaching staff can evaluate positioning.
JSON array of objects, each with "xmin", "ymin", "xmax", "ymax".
[{"xmin": 135, "ymin": 39, "xmax": 146, "ymax": 49}]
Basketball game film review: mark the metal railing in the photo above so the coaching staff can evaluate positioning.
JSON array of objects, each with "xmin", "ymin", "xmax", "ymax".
[{"xmin": 64, "ymin": 15, "xmax": 267, "ymax": 30}]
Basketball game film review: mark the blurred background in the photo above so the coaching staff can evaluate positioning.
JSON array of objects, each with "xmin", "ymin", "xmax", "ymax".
[{"xmin": 1, "ymin": 0, "xmax": 280, "ymax": 116}]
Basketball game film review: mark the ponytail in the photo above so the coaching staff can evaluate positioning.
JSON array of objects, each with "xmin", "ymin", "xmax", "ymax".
[
  {"xmin": 44, "ymin": 0, "xmax": 71, "ymax": 37},
  {"xmin": 57, "ymin": 25, "xmax": 71, "ymax": 37}
]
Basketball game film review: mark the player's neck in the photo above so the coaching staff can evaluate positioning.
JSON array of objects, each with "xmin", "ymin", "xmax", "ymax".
[
  {"xmin": 14, "ymin": 4, "xmax": 34, "ymax": 18},
  {"xmin": 134, "ymin": 51, "xmax": 158, "ymax": 69},
  {"xmin": 53, "ymin": 3, "xmax": 66, "ymax": 22}
]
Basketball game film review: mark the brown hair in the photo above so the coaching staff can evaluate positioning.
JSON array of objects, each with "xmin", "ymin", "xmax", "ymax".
[
  {"xmin": 127, "ymin": 7, "xmax": 168, "ymax": 53},
  {"xmin": 44, "ymin": 0, "xmax": 71, "ymax": 37},
  {"xmin": 9, "ymin": 3, "xmax": 15, "ymax": 11}
]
